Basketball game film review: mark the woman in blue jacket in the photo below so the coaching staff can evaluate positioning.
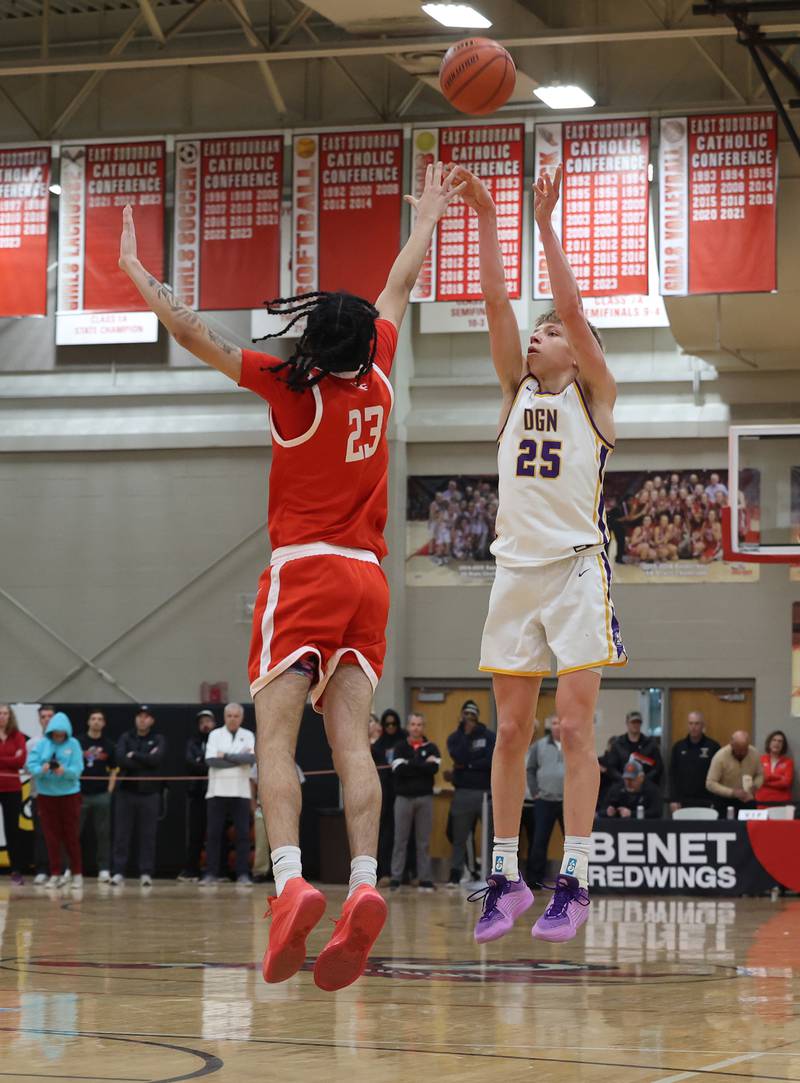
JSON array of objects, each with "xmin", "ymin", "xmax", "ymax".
[{"xmin": 27, "ymin": 713, "xmax": 84, "ymax": 888}]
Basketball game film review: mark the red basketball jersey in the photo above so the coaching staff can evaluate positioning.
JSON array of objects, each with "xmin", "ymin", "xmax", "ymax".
[{"xmin": 239, "ymin": 318, "xmax": 397, "ymax": 561}]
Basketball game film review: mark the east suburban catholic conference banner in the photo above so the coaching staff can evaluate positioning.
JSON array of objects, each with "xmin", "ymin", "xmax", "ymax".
[
  {"xmin": 173, "ymin": 134, "xmax": 283, "ymax": 311},
  {"xmin": 410, "ymin": 123, "xmax": 524, "ymax": 302},
  {"xmin": 292, "ymin": 128, "xmax": 403, "ymax": 303},
  {"xmin": 533, "ymin": 117, "xmax": 651, "ymax": 299},
  {"xmin": 57, "ymin": 139, "xmax": 165, "ymax": 344},
  {"xmin": 0, "ymin": 145, "xmax": 50, "ymax": 317},
  {"xmin": 659, "ymin": 111, "xmax": 778, "ymax": 294}
]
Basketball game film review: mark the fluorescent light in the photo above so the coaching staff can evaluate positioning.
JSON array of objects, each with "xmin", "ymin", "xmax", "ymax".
[
  {"xmin": 48, "ymin": 183, "xmax": 61, "ymax": 196},
  {"xmin": 422, "ymin": 4, "xmax": 492, "ymax": 28},
  {"xmin": 534, "ymin": 84, "xmax": 595, "ymax": 110}
]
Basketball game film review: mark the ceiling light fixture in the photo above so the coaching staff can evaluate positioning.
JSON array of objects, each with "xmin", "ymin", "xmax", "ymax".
[
  {"xmin": 534, "ymin": 84, "xmax": 595, "ymax": 110},
  {"xmin": 421, "ymin": 4, "xmax": 492, "ymax": 29}
]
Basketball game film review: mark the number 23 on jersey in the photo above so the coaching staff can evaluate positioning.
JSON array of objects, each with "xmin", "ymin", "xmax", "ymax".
[{"xmin": 346, "ymin": 406, "xmax": 384, "ymax": 463}]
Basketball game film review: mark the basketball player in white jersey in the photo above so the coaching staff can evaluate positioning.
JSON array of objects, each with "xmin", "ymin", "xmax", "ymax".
[{"xmin": 453, "ymin": 163, "xmax": 627, "ymax": 943}]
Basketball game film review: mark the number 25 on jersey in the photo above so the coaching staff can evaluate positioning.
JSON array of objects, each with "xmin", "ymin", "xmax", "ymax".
[
  {"xmin": 346, "ymin": 406, "xmax": 384, "ymax": 463},
  {"xmin": 516, "ymin": 438, "xmax": 562, "ymax": 478}
]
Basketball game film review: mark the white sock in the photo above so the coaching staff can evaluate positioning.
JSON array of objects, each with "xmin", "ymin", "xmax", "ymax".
[
  {"xmin": 348, "ymin": 855, "xmax": 377, "ymax": 897},
  {"xmin": 491, "ymin": 836, "xmax": 519, "ymax": 881},
  {"xmin": 271, "ymin": 845, "xmax": 302, "ymax": 896},
  {"xmin": 561, "ymin": 836, "xmax": 591, "ymax": 888}
]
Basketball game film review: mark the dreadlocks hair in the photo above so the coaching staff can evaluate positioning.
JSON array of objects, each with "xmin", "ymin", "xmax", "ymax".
[
  {"xmin": 535, "ymin": 308, "xmax": 604, "ymax": 350},
  {"xmin": 253, "ymin": 290, "xmax": 379, "ymax": 392}
]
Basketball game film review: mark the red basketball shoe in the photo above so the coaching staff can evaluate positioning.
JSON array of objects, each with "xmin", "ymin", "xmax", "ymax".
[
  {"xmin": 262, "ymin": 878, "xmax": 326, "ymax": 984},
  {"xmin": 313, "ymin": 885, "xmax": 387, "ymax": 992}
]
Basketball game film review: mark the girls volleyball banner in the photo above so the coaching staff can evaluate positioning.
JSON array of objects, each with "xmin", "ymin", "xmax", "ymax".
[
  {"xmin": 410, "ymin": 123, "xmax": 524, "ymax": 302},
  {"xmin": 407, "ymin": 469, "xmax": 759, "ymax": 587},
  {"xmin": 0, "ymin": 145, "xmax": 50, "ymax": 317},
  {"xmin": 173, "ymin": 134, "xmax": 283, "ymax": 311},
  {"xmin": 658, "ymin": 112, "xmax": 778, "ymax": 295},
  {"xmin": 533, "ymin": 118, "xmax": 651, "ymax": 300},
  {"xmin": 57, "ymin": 139, "xmax": 165, "ymax": 344},
  {"xmin": 291, "ymin": 128, "xmax": 403, "ymax": 303}
]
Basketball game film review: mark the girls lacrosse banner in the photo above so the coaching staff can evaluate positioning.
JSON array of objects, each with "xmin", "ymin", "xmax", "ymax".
[
  {"xmin": 57, "ymin": 139, "xmax": 165, "ymax": 344},
  {"xmin": 658, "ymin": 112, "xmax": 778, "ymax": 295},
  {"xmin": 410, "ymin": 123, "xmax": 524, "ymax": 302},
  {"xmin": 291, "ymin": 128, "xmax": 402, "ymax": 302},
  {"xmin": 0, "ymin": 145, "xmax": 50, "ymax": 317},
  {"xmin": 533, "ymin": 118, "xmax": 650, "ymax": 300},
  {"xmin": 173, "ymin": 134, "xmax": 283, "ymax": 311}
]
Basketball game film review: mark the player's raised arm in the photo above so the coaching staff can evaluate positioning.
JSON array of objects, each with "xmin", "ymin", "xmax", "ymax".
[
  {"xmin": 534, "ymin": 166, "xmax": 616, "ymax": 406},
  {"xmin": 451, "ymin": 167, "xmax": 525, "ymax": 400},
  {"xmin": 375, "ymin": 162, "xmax": 465, "ymax": 329},
  {"xmin": 118, "ymin": 205, "xmax": 242, "ymax": 383}
]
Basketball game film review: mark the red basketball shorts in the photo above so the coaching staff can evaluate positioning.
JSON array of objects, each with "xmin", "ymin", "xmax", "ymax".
[{"xmin": 248, "ymin": 543, "xmax": 390, "ymax": 712}]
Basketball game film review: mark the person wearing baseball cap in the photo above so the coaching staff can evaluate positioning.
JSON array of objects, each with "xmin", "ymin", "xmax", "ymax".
[
  {"xmin": 445, "ymin": 700, "xmax": 495, "ymax": 887},
  {"xmin": 604, "ymin": 759, "xmax": 662, "ymax": 819},
  {"xmin": 112, "ymin": 705, "xmax": 166, "ymax": 887},
  {"xmin": 177, "ymin": 709, "xmax": 218, "ymax": 882},
  {"xmin": 606, "ymin": 710, "xmax": 663, "ymax": 784}
]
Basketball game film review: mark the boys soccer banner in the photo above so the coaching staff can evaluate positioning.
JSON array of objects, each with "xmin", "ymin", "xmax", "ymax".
[
  {"xmin": 658, "ymin": 112, "xmax": 778, "ymax": 295},
  {"xmin": 291, "ymin": 129, "xmax": 402, "ymax": 303},
  {"xmin": 533, "ymin": 118, "xmax": 650, "ymax": 300},
  {"xmin": 0, "ymin": 145, "xmax": 50, "ymax": 317},
  {"xmin": 173, "ymin": 134, "xmax": 283, "ymax": 311},
  {"xmin": 57, "ymin": 139, "xmax": 165, "ymax": 344},
  {"xmin": 410, "ymin": 123, "xmax": 524, "ymax": 302}
]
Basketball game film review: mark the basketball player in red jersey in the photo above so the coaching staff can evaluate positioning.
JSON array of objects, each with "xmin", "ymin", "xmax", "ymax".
[{"xmin": 119, "ymin": 163, "xmax": 463, "ymax": 991}]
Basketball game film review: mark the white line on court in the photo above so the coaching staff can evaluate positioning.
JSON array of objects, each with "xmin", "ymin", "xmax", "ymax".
[{"xmin": 650, "ymin": 1051, "xmax": 768, "ymax": 1083}]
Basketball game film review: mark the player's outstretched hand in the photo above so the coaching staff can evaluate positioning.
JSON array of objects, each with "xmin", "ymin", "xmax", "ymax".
[
  {"xmin": 119, "ymin": 204, "xmax": 138, "ymax": 271},
  {"xmin": 404, "ymin": 161, "xmax": 466, "ymax": 222},
  {"xmin": 449, "ymin": 166, "xmax": 496, "ymax": 216},
  {"xmin": 533, "ymin": 163, "xmax": 562, "ymax": 227}
]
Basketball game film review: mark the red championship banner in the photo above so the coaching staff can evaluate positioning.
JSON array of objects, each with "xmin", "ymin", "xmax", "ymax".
[
  {"xmin": 57, "ymin": 139, "xmax": 164, "ymax": 344},
  {"xmin": 0, "ymin": 145, "xmax": 50, "ymax": 317},
  {"xmin": 410, "ymin": 124, "xmax": 524, "ymax": 302},
  {"xmin": 292, "ymin": 129, "xmax": 402, "ymax": 302},
  {"xmin": 534, "ymin": 118, "xmax": 651, "ymax": 299},
  {"xmin": 659, "ymin": 112, "xmax": 777, "ymax": 295},
  {"xmin": 173, "ymin": 134, "xmax": 283, "ymax": 311}
]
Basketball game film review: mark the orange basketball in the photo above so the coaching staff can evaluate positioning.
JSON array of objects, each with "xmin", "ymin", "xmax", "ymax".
[{"xmin": 439, "ymin": 37, "xmax": 516, "ymax": 116}]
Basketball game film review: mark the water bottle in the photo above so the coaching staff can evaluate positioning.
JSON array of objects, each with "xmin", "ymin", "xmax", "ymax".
[
  {"xmin": 726, "ymin": 805, "xmax": 735, "ymax": 820},
  {"xmin": 636, "ymin": 804, "xmax": 645, "ymax": 820}
]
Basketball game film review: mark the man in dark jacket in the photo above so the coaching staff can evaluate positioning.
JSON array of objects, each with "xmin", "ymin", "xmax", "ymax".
[
  {"xmin": 177, "ymin": 709, "xmax": 216, "ymax": 882},
  {"xmin": 445, "ymin": 700, "xmax": 495, "ymax": 886},
  {"xmin": 669, "ymin": 711, "xmax": 720, "ymax": 813},
  {"xmin": 372, "ymin": 710, "xmax": 406, "ymax": 882},
  {"xmin": 607, "ymin": 710, "xmax": 663, "ymax": 783},
  {"xmin": 389, "ymin": 713, "xmax": 441, "ymax": 892},
  {"xmin": 78, "ymin": 709, "xmax": 116, "ymax": 881},
  {"xmin": 111, "ymin": 706, "xmax": 166, "ymax": 886},
  {"xmin": 604, "ymin": 761, "xmax": 662, "ymax": 819}
]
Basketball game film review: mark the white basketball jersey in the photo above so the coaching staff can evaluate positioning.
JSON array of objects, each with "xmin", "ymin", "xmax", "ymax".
[{"xmin": 491, "ymin": 377, "xmax": 614, "ymax": 568}]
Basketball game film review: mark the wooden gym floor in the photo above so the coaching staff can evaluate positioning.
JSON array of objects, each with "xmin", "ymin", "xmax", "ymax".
[{"xmin": 0, "ymin": 882, "xmax": 798, "ymax": 1082}]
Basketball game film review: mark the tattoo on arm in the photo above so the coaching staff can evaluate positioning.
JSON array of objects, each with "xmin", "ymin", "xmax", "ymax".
[{"xmin": 146, "ymin": 275, "xmax": 235, "ymax": 355}]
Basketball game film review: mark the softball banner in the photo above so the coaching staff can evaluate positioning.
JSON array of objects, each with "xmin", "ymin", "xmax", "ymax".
[
  {"xmin": 534, "ymin": 118, "xmax": 651, "ymax": 300},
  {"xmin": 658, "ymin": 112, "xmax": 778, "ymax": 295},
  {"xmin": 411, "ymin": 123, "xmax": 524, "ymax": 302},
  {"xmin": 173, "ymin": 134, "xmax": 283, "ymax": 311},
  {"xmin": 291, "ymin": 129, "xmax": 403, "ymax": 302},
  {"xmin": 0, "ymin": 145, "xmax": 50, "ymax": 317},
  {"xmin": 57, "ymin": 139, "xmax": 165, "ymax": 344}
]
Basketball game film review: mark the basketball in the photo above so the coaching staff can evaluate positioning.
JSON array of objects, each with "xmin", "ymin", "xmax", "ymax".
[{"xmin": 439, "ymin": 37, "xmax": 516, "ymax": 115}]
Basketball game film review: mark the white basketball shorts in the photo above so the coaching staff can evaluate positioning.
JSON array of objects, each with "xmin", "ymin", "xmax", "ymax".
[{"xmin": 479, "ymin": 549, "xmax": 627, "ymax": 678}]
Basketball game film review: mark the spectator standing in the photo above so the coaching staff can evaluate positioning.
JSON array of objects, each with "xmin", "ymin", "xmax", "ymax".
[
  {"xmin": 0, "ymin": 705, "xmax": 28, "ymax": 884},
  {"xmin": 445, "ymin": 700, "xmax": 495, "ymax": 886},
  {"xmin": 706, "ymin": 731, "xmax": 764, "ymax": 816},
  {"xmin": 604, "ymin": 761, "xmax": 662, "ymax": 819},
  {"xmin": 112, "ymin": 706, "xmax": 165, "ymax": 886},
  {"xmin": 525, "ymin": 716, "xmax": 565, "ymax": 887},
  {"xmin": 203, "ymin": 703, "xmax": 256, "ymax": 885},
  {"xmin": 597, "ymin": 737, "xmax": 617, "ymax": 813},
  {"xmin": 77, "ymin": 710, "xmax": 116, "ymax": 882},
  {"xmin": 26, "ymin": 712, "xmax": 84, "ymax": 888},
  {"xmin": 27, "ymin": 704, "xmax": 55, "ymax": 885},
  {"xmin": 372, "ymin": 709, "xmax": 406, "ymax": 882},
  {"xmin": 177, "ymin": 709, "xmax": 216, "ymax": 882},
  {"xmin": 607, "ymin": 710, "xmax": 663, "ymax": 783},
  {"xmin": 668, "ymin": 711, "xmax": 720, "ymax": 813},
  {"xmin": 756, "ymin": 731, "xmax": 794, "ymax": 806},
  {"xmin": 389, "ymin": 713, "xmax": 440, "ymax": 892}
]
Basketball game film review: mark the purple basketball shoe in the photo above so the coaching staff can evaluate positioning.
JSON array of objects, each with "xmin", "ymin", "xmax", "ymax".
[
  {"xmin": 471, "ymin": 875, "xmax": 534, "ymax": 944},
  {"xmin": 531, "ymin": 874, "xmax": 591, "ymax": 942}
]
